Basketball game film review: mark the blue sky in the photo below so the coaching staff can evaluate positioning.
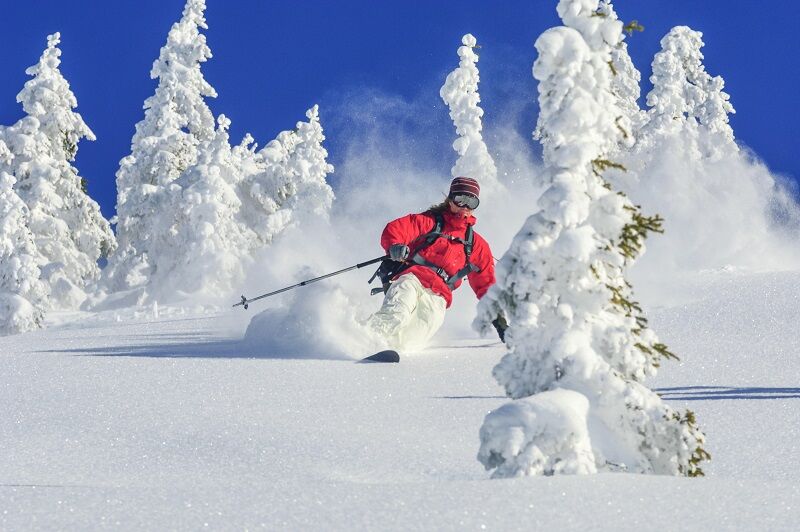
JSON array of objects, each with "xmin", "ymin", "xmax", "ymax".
[{"xmin": 2, "ymin": 1, "xmax": 797, "ymax": 219}]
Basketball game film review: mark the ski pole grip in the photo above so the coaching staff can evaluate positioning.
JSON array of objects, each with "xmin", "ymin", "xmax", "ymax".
[{"xmin": 358, "ymin": 255, "xmax": 389, "ymax": 269}]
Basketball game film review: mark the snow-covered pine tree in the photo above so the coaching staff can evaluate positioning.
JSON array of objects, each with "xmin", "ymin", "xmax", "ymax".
[
  {"xmin": 238, "ymin": 105, "xmax": 334, "ymax": 249},
  {"xmin": 643, "ymin": 26, "xmax": 736, "ymax": 161},
  {"xmin": 3, "ymin": 33, "xmax": 115, "ymax": 309},
  {"xmin": 283, "ymin": 105, "xmax": 335, "ymax": 216},
  {"xmin": 104, "ymin": 0, "xmax": 217, "ymax": 296},
  {"xmin": 474, "ymin": 0, "xmax": 708, "ymax": 477},
  {"xmin": 147, "ymin": 115, "xmax": 256, "ymax": 300},
  {"xmin": 0, "ymin": 140, "xmax": 49, "ymax": 335},
  {"xmin": 440, "ymin": 34, "xmax": 502, "ymax": 196}
]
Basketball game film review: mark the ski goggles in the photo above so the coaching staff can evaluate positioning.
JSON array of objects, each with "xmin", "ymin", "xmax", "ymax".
[{"xmin": 449, "ymin": 193, "xmax": 480, "ymax": 210}]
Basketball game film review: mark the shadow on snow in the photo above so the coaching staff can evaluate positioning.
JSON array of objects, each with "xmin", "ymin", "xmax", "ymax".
[
  {"xmin": 44, "ymin": 333, "xmax": 351, "ymax": 361},
  {"xmin": 433, "ymin": 386, "xmax": 800, "ymax": 402},
  {"xmin": 435, "ymin": 395, "xmax": 506, "ymax": 400},
  {"xmin": 656, "ymin": 385, "xmax": 800, "ymax": 400}
]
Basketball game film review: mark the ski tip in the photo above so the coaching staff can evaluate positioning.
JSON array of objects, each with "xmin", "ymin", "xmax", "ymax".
[{"xmin": 358, "ymin": 350, "xmax": 400, "ymax": 363}]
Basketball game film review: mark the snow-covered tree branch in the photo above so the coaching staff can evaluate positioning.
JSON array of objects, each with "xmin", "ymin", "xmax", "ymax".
[
  {"xmin": 238, "ymin": 104, "xmax": 334, "ymax": 249},
  {"xmin": 0, "ymin": 144, "xmax": 48, "ymax": 335}
]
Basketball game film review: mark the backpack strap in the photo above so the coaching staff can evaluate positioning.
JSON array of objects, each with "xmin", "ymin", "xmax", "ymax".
[
  {"xmin": 444, "ymin": 224, "xmax": 480, "ymax": 289},
  {"xmin": 414, "ymin": 211, "xmax": 444, "ymax": 250},
  {"xmin": 405, "ymin": 212, "xmax": 445, "ymax": 266},
  {"xmin": 463, "ymin": 224, "xmax": 474, "ymax": 260},
  {"xmin": 410, "ymin": 220, "xmax": 481, "ymax": 290}
]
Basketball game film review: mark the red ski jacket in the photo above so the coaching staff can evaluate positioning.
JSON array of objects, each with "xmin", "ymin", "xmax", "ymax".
[{"xmin": 380, "ymin": 209, "xmax": 495, "ymax": 308}]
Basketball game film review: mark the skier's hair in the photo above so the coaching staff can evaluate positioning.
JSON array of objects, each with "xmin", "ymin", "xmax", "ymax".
[{"xmin": 427, "ymin": 196, "xmax": 450, "ymax": 213}]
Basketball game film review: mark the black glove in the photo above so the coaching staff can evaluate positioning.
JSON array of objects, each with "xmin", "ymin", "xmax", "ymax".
[
  {"xmin": 492, "ymin": 314, "xmax": 508, "ymax": 343},
  {"xmin": 389, "ymin": 243, "xmax": 410, "ymax": 261}
]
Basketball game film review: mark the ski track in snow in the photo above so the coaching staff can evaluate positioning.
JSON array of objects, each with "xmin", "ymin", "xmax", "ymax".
[{"xmin": 1, "ymin": 271, "xmax": 799, "ymax": 530}]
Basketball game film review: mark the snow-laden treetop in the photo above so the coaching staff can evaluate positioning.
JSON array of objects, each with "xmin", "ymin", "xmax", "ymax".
[
  {"xmin": 16, "ymin": 32, "xmax": 95, "ymax": 161},
  {"xmin": 556, "ymin": 0, "xmax": 623, "ymax": 51},
  {"xmin": 148, "ymin": 0, "xmax": 216, "ymax": 133},
  {"xmin": 646, "ymin": 25, "xmax": 735, "ymax": 150},
  {"xmin": 439, "ymin": 33, "xmax": 500, "ymax": 194},
  {"xmin": 152, "ymin": 0, "xmax": 213, "ymax": 84},
  {"xmin": 534, "ymin": 0, "xmax": 624, "ymax": 174}
]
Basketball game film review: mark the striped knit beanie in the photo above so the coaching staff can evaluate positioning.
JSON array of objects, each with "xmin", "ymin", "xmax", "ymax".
[{"xmin": 448, "ymin": 176, "xmax": 480, "ymax": 199}]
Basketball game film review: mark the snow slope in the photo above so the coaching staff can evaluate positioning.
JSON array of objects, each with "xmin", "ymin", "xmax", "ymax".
[{"xmin": 1, "ymin": 269, "xmax": 799, "ymax": 530}]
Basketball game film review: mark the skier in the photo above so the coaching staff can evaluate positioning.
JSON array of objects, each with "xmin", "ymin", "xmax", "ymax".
[{"xmin": 366, "ymin": 176, "xmax": 497, "ymax": 352}]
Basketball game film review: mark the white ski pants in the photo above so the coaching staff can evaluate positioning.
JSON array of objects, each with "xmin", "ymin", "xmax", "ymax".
[{"xmin": 367, "ymin": 273, "xmax": 447, "ymax": 352}]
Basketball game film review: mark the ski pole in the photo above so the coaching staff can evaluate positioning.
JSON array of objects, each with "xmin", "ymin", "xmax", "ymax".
[{"xmin": 233, "ymin": 255, "xmax": 388, "ymax": 310}]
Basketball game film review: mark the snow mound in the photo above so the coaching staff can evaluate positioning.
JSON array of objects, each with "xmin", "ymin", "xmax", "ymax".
[{"xmin": 478, "ymin": 389, "xmax": 596, "ymax": 476}]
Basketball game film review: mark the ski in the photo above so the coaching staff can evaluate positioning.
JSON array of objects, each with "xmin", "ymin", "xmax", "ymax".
[{"xmin": 358, "ymin": 350, "xmax": 400, "ymax": 363}]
